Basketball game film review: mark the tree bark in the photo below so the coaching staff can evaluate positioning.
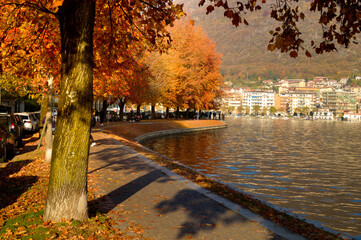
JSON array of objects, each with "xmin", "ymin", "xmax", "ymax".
[
  {"xmin": 151, "ymin": 105, "xmax": 155, "ymax": 120},
  {"xmin": 136, "ymin": 105, "xmax": 141, "ymax": 116},
  {"xmin": 45, "ymin": 77, "xmax": 54, "ymax": 163},
  {"xmin": 44, "ymin": 0, "xmax": 95, "ymax": 222},
  {"xmin": 119, "ymin": 99, "xmax": 126, "ymax": 121},
  {"xmin": 40, "ymin": 96, "xmax": 47, "ymax": 128},
  {"xmin": 176, "ymin": 106, "xmax": 180, "ymax": 119}
]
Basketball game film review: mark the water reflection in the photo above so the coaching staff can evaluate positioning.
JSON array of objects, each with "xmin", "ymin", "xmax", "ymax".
[{"xmin": 142, "ymin": 118, "xmax": 361, "ymax": 238}]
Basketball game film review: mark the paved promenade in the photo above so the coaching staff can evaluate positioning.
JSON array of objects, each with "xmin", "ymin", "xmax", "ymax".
[{"xmin": 88, "ymin": 131, "xmax": 306, "ymax": 240}]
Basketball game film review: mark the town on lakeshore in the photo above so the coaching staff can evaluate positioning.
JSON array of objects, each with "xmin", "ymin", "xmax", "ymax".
[{"xmin": 222, "ymin": 76, "xmax": 361, "ymax": 121}]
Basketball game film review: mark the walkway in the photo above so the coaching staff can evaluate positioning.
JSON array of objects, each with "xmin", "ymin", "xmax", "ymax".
[{"xmin": 88, "ymin": 131, "xmax": 306, "ymax": 240}]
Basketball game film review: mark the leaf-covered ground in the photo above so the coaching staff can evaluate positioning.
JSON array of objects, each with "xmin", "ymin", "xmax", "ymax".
[{"xmin": 0, "ymin": 133, "xmax": 144, "ymax": 240}]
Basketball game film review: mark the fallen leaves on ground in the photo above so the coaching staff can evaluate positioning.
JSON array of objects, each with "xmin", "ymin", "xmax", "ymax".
[{"xmin": 0, "ymin": 134, "xmax": 148, "ymax": 240}]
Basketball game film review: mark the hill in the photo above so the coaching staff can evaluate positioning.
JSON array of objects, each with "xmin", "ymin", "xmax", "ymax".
[{"xmin": 177, "ymin": 0, "xmax": 361, "ymax": 86}]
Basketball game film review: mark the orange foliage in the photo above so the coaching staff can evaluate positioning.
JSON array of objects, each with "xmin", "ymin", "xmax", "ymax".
[{"xmin": 146, "ymin": 17, "xmax": 223, "ymax": 110}]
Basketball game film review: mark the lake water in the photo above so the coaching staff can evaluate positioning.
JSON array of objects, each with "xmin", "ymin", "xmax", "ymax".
[{"xmin": 142, "ymin": 118, "xmax": 361, "ymax": 238}]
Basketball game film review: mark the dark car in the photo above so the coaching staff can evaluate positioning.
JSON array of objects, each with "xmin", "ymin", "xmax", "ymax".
[
  {"xmin": 0, "ymin": 113, "xmax": 23, "ymax": 148},
  {"xmin": 0, "ymin": 122, "xmax": 16, "ymax": 162},
  {"xmin": 14, "ymin": 114, "xmax": 25, "ymax": 138}
]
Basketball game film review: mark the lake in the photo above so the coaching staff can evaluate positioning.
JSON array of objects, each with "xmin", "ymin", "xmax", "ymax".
[{"xmin": 142, "ymin": 117, "xmax": 361, "ymax": 238}]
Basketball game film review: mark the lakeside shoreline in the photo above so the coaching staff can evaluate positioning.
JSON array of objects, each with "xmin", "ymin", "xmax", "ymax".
[{"xmin": 100, "ymin": 119, "xmax": 348, "ymax": 240}]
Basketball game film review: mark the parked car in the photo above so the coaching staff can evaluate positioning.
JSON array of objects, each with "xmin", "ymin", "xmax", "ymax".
[
  {"xmin": 14, "ymin": 112, "xmax": 39, "ymax": 132},
  {"xmin": 0, "ymin": 113, "xmax": 23, "ymax": 148},
  {"xmin": 0, "ymin": 122, "xmax": 16, "ymax": 162},
  {"xmin": 31, "ymin": 112, "xmax": 40, "ymax": 128},
  {"xmin": 14, "ymin": 114, "xmax": 25, "ymax": 137}
]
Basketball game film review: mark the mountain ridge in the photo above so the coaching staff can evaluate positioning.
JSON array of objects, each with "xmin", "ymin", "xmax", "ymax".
[{"xmin": 177, "ymin": 0, "xmax": 361, "ymax": 86}]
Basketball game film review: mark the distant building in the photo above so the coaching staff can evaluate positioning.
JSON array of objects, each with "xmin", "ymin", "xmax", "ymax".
[
  {"xmin": 275, "ymin": 93, "xmax": 290, "ymax": 112},
  {"xmin": 1, "ymin": 96, "xmax": 25, "ymax": 113},
  {"xmin": 340, "ymin": 77, "xmax": 348, "ymax": 85},
  {"xmin": 325, "ymin": 79, "xmax": 340, "ymax": 88},
  {"xmin": 279, "ymin": 79, "xmax": 306, "ymax": 88},
  {"xmin": 289, "ymin": 91, "xmax": 319, "ymax": 113},
  {"xmin": 313, "ymin": 77, "xmax": 328, "ymax": 82},
  {"xmin": 241, "ymin": 89, "xmax": 275, "ymax": 113},
  {"xmin": 263, "ymin": 80, "xmax": 274, "ymax": 85},
  {"xmin": 222, "ymin": 88, "xmax": 242, "ymax": 108},
  {"xmin": 313, "ymin": 109, "xmax": 334, "ymax": 120},
  {"xmin": 320, "ymin": 89, "xmax": 357, "ymax": 113},
  {"xmin": 306, "ymin": 80, "xmax": 315, "ymax": 87},
  {"xmin": 344, "ymin": 112, "xmax": 361, "ymax": 121}
]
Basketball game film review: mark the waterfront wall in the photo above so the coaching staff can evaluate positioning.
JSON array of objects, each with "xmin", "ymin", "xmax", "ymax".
[{"xmin": 135, "ymin": 124, "xmax": 228, "ymax": 143}]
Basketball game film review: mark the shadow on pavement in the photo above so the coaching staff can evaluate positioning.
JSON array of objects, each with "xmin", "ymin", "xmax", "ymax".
[
  {"xmin": 89, "ymin": 170, "xmax": 164, "ymax": 216},
  {"xmin": 0, "ymin": 160, "xmax": 38, "ymax": 210}
]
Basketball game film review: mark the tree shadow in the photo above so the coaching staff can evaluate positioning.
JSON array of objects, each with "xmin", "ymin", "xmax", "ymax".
[
  {"xmin": 155, "ymin": 189, "xmax": 284, "ymax": 239},
  {"xmin": 155, "ymin": 189, "xmax": 239, "ymax": 238},
  {"xmin": 88, "ymin": 137, "xmax": 152, "ymax": 174},
  {"xmin": 88, "ymin": 170, "xmax": 166, "ymax": 217},
  {"xmin": 0, "ymin": 160, "xmax": 32, "ymax": 177},
  {"xmin": 0, "ymin": 160, "xmax": 38, "ymax": 210}
]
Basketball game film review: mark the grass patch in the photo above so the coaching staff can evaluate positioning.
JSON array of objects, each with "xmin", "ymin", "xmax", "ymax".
[{"xmin": 0, "ymin": 209, "xmax": 126, "ymax": 240}]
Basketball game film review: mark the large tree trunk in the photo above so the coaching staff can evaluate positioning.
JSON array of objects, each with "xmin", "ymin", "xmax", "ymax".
[{"xmin": 44, "ymin": 0, "xmax": 95, "ymax": 222}]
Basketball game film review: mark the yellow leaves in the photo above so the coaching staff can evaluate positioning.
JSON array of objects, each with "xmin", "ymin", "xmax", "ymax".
[{"xmin": 52, "ymin": 0, "xmax": 64, "ymax": 8}]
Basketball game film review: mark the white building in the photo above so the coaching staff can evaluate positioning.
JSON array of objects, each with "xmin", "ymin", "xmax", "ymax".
[
  {"xmin": 344, "ymin": 112, "xmax": 361, "ymax": 121},
  {"xmin": 313, "ymin": 109, "xmax": 334, "ymax": 120},
  {"xmin": 222, "ymin": 88, "xmax": 242, "ymax": 108},
  {"xmin": 289, "ymin": 91, "xmax": 318, "ymax": 112},
  {"xmin": 241, "ymin": 89, "xmax": 275, "ymax": 113}
]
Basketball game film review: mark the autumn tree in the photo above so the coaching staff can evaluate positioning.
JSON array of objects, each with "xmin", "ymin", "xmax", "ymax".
[
  {"xmin": 146, "ymin": 17, "xmax": 223, "ymax": 114},
  {"xmin": 145, "ymin": 52, "xmax": 173, "ymax": 119},
  {"xmin": 237, "ymin": 105, "xmax": 244, "ymax": 114},
  {"xmin": 0, "ymin": 0, "xmax": 182, "ymax": 221},
  {"xmin": 269, "ymin": 106, "xmax": 277, "ymax": 115},
  {"xmin": 253, "ymin": 105, "xmax": 261, "ymax": 114},
  {"xmin": 302, "ymin": 107, "xmax": 310, "ymax": 116},
  {"xmin": 261, "ymin": 106, "xmax": 268, "ymax": 115},
  {"xmin": 294, "ymin": 107, "xmax": 302, "ymax": 116}
]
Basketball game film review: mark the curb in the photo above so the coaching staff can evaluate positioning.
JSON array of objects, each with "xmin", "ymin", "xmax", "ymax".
[{"xmin": 135, "ymin": 124, "xmax": 228, "ymax": 143}]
